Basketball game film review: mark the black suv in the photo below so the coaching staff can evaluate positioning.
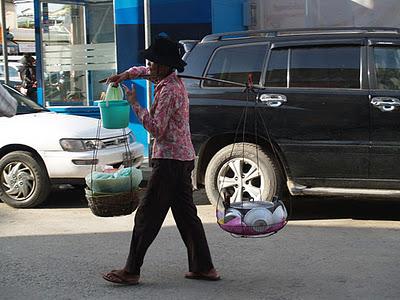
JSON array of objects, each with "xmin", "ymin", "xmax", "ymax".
[{"xmin": 181, "ymin": 27, "xmax": 400, "ymax": 206}]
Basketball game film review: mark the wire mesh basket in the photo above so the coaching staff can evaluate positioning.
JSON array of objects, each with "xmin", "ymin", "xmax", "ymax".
[
  {"xmin": 85, "ymin": 188, "xmax": 140, "ymax": 217},
  {"xmin": 217, "ymin": 198, "xmax": 288, "ymax": 237},
  {"xmin": 85, "ymin": 119, "xmax": 142, "ymax": 217},
  {"xmin": 213, "ymin": 77, "xmax": 289, "ymax": 238}
]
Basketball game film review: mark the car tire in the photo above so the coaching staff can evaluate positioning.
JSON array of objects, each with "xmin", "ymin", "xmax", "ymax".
[
  {"xmin": 204, "ymin": 143, "xmax": 282, "ymax": 207},
  {"xmin": 0, "ymin": 151, "xmax": 51, "ymax": 208}
]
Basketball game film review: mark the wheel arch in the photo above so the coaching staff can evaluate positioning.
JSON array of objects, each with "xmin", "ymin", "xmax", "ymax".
[
  {"xmin": 0, "ymin": 144, "xmax": 51, "ymax": 208},
  {"xmin": 0, "ymin": 144, "xmax": 49, "ymax": 175},
  {"xmin": 196, "ymin": 133, "xmax": 290, "ymax": 187}
]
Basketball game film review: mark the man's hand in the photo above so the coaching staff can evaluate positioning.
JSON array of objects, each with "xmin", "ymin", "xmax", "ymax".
[
  {"xmin": 106, "ymin": 72, "xmax": 129, "ymax": 86},
  {"xmin": 122, "ymin": 84, "xmax": 138, "ymax": 106}
]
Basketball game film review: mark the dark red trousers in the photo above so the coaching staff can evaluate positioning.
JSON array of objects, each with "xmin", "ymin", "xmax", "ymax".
[{"xmin": 125, "ymin": 159, "xmax": 214, "ymax": 275}]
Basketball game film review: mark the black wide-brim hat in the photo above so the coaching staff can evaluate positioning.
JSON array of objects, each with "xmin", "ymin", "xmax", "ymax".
[{"xmin": 142, "ymin": 35, "xmax": 187, "ymax": 73}]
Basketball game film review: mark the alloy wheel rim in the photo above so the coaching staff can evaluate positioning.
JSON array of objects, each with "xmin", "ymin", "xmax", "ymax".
[
  {"xmin": 1, "ymin": 162, "xmax": 36, "ymax": 201},
  {"xmin": 217, "ymin": 157, "xmax": 265, "ymax": 203}
]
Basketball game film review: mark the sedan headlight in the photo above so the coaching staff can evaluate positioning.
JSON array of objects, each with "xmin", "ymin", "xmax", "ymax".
[{"xmin": 59, "ymin": 139, "xmax": 105, "ymax": 152}]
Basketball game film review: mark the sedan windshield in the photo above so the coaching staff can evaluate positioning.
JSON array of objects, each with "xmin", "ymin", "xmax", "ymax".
[{"xmin": 3, "ymin": 85, "xmax": 49, "ymax": 114}]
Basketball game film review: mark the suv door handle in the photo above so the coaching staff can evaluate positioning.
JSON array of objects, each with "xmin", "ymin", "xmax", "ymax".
[
  {"xmin": 371, "ymin": 97, "xmax": 400, "ymax": 112},
  {"xmin": 258, "ymin": 94, "xmax": 287, "ymax": 107}
]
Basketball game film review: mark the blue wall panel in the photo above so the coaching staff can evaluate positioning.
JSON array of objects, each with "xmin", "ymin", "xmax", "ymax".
[
  {"xmin": 151, "ymin": 0, "xmax": 211, "ymax": 24},
  {"xmin": 212, "ymin": 0, "xmax": 246, "ymax": 33},
  {"xmin": 150, "ymin": 0, "xmax": 212, "ymax": 40},
  {"xmin": 115, "ymin": 0, "xmax": 144, "ymax": 25},
  {"xmin": 150, "ymin": 23, "xmax": 212, "ymax": 41},
  {"xmin": 116, "ymin": 24, "xmax": 145, "ymax": 72}
]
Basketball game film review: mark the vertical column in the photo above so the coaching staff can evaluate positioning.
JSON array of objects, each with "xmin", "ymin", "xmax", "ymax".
[
  {"xmin": 33, "ymin": 0, "xmax": 44, "ymax": 105},
  {"xmin": 114, "ymin": 0, "xmax": 149, "ymax": 156},
  {"xmin": 1, "ymin": 0, "xmax": 9, "ymax": 84}
]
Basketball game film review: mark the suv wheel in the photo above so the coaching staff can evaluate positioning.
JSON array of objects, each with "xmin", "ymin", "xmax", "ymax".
[
  {"xmin": 0, "ymin": 151, "xmax": 51, "ymax": 208},
  {"xmin": 205, "ymin": 143, "xmax": 281, "ymax": 207}
]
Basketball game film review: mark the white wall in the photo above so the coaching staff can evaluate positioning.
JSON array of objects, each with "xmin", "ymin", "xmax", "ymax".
[{"xmin": 248, "ymin": 0, "xmax": 400, "ymax": 29}]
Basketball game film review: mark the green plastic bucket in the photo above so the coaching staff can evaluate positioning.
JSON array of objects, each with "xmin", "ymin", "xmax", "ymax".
[{"xmin": 97, "ymin": 100, "xmax": 130, "ymax": 129}]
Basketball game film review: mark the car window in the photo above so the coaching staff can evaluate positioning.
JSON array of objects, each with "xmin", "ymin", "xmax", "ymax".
[
  {"xmin": 373, "ymin": 46, "xmax": 400, "ymax": 90},
  {"xmin": 0, "ymin": 65, "xmax": 20, "ymax": 78},
  {"xmin": 8, "ymin": 67, "xmax": 19, "ymax": 78},
  {"xmin": 265, "ymin": 49, "xmax": 288, "ymax": 87},
  {"xmin": 204, "ymin": 44, "xmax": 267, "ymax": 87},
  {"xmin": 3, "ymin": 85, "xmax": 48, "ymax": 114},
  {"xmin": 289, "ymin": 46, "xmax": 360, "ymax": 89}
]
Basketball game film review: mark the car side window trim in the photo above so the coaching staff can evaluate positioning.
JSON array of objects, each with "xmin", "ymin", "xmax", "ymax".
[
  {"xmin": 368, "ymin": 39, "xmax": 400, "ymax": 46},
  {"xmin": 201, "ymin": 42, "xmax": 269, "ymax": 89},
  {"xmin": 368, "ymin": 43, "xmax": 377, "ymax": 89},
  {"xmin": 262, "ymin": 47, "xmax": 289, "ymax": 88},
  {"xmin": 271, "ymin": 38, "xmax": 365, "ymax": 49}
]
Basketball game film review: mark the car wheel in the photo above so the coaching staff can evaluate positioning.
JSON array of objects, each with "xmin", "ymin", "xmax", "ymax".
[
  {"xmin": 0, "ymin": 151, "xmax": 51, "ymax": 208},
  {"xmin": 205, "ymin": 143, "xmax": 282, "ymax": 207}
]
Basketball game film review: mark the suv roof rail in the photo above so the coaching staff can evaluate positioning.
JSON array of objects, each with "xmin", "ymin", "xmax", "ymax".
[{"xmin": 201, "ymin": 27, "xmax": 400, "ymax": 42}]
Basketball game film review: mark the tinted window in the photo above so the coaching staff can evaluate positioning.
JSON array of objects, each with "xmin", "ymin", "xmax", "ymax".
[
  {"xmin": 265, "ymin": 49, "xmax": 288, "ymax": 87},
  {"xmin": 373, "ymin": 46, "xmax": 400, "ymax": 90},
  {"xmin": 290, "ymin": 46, "xmax": 360, "ymax": 88},
  {"xmin": 204, "ymin": 44, "xmax": 266, "ymax": 87}
]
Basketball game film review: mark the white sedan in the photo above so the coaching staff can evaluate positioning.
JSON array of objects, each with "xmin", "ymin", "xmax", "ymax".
[{"xmin": 0, "ymin": 85, "xmax": 144, "ymax": 208}]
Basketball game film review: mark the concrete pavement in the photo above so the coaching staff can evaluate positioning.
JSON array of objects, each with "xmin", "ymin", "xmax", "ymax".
[{"xmin": 1, "ymin": 188, "xmax": 400, "ymax": 300}]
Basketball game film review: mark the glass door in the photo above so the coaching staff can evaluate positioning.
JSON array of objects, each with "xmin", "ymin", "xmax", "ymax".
[{"xmin": 40, "ymin": 1, "xmax": 115, "ymax": 107}]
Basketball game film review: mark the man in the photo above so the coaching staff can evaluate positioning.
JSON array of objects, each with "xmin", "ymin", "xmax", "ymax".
[
  {"xmin": 102, "ymin": 35, "xmax": 220, "ymax": 285},
  {"xmin": 19, "ymin": 53, "xmax": 37, "ymax": 102}
]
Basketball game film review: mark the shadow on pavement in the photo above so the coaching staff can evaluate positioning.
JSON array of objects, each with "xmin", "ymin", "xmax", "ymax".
[
  {"xmin": 286, "ymin": 195, "xmax": 400, "ymax": 221},
  {"xmin": 38, "ymin": 186, "xmax": 400, "ymax": 222},
  {"xmin": 38, "ymin": 186, "xmax": 88, "ymax": 209}
]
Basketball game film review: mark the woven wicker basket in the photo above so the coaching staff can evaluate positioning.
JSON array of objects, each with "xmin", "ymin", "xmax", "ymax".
[{"xmin": 85, "ymin": 188, "xmax": 140, "ymax": 217}]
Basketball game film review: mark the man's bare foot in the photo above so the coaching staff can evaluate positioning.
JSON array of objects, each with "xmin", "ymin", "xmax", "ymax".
[
  {"xmin": 102, "ymin": 269, "xmax": 140, "ymax": 285},
  {"xmin": 185, "ymin": 268, "xmax": 220, "ymax": 281}
]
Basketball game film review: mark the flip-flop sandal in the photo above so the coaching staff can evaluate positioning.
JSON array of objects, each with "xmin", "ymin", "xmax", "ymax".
[
  {"xmin": 185, "ymin": 272, "xmax": 221, "ymax": 281},
  {"xmin": 102, "ymin": 272, "xmax": 139, "ymax": 285}
]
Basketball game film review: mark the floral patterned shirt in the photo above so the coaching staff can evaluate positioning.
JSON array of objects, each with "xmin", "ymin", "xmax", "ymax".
[{"xmin": 127, "ymin": 66, "xmax": 195, "ymax": 161}]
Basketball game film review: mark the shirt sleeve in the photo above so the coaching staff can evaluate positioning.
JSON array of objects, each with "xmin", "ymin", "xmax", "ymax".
[
  {"xmin": 126, "ymin": 66, "xmax": 150, "ymax": 79},
  {"xmin": 132, "ymin": 87, "xmax": 177, "ymax": 139}
]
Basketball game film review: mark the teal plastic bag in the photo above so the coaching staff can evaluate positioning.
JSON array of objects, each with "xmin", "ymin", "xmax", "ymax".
[
  {"xmin": 104, "ymin": 83, "xmax": 124, "ymax": 101},
  {"xmin": 85, "ymin": 167, "xmax": 143, "ymax": 193}
]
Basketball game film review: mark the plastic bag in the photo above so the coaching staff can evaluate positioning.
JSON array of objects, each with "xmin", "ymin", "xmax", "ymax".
[
  {"xmin": 85, "ymin": 166, "xmax": 142, "ymax": 193},
  {"xmin": 104, "ymin": 83, "xmax": 124, "ymax": 101}
]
